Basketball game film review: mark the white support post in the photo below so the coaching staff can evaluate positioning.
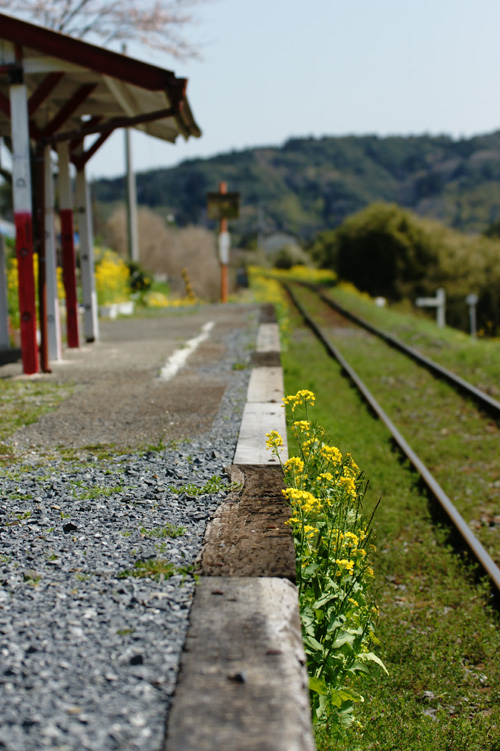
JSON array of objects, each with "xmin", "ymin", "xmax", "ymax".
[
  {"xmin": 10, "ymin": 80, "xmax": 38, "ymax": 374},
  {"xmin": 44, "ymin": 146, "xmax": 62, "ymax": 361},
  {"xmin": 0, "ymin": 234, "xmax": 9, "ymax": 349},
  {"xmin": 75, "ymin": 166, "xmax": 99, "ymax": 342}
]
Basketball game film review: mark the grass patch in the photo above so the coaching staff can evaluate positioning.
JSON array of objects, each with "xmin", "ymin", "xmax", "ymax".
[
  {"xmin": 0, "ymin": 379, "xmax": 74, "ymax": 462},
  {"xmin": 118, "ymin": 559, "xmax": 191, "ymax": 582},
  {"xmin": 283, "ymin": 306, "xmax": 500, "ymax": 751},
  {"xmin": 324, "ymin": 283, "xmax": 500, "ymax": 396},
  {"xmin": 139, "ymin": 524, "xmax": 185, "ymax": 538}
]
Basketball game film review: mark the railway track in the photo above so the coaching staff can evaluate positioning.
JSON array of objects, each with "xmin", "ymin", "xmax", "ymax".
[{"xmin": 284, "ymin": 282, "xmax": 500, "ymax": 596}]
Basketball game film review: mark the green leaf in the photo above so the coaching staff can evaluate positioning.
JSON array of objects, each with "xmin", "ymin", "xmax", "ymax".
[
  {"xmin": 332, "ymin": 631, "xmax": 356, "ymax": 649},
  {"xmin": 358, "ymin": 651, "xmax": 389, "ymax": 674},
  {"xmin": 309, "ymin": 675, "xmax": 328, "ymax": 696},
  {"xmin": 303, "ymin": 634, "xmax": 324, "ymax": 654}
]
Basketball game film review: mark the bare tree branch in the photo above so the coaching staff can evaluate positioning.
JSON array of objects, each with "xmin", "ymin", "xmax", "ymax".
[{"xmin": 0, "ymin": 0, "xmax": 208, "ymax": 58}]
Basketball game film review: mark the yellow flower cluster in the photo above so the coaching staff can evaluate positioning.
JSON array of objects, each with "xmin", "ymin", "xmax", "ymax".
[
  {"xmin": 282, "ymin": 488, "xmax": 321, "ymax": 514},
  {"xmin": 320, "ymin": 444, "xmax": 342, "ymax": 465},
  {"xmin": 265, "ymin": 430, "xmax": 283, "ymax": 450},
  {"xmin": 284, "ymin": 456, "xmax": 305, "ymax": 473},
  {"xmin": 283, "ymin": 389, "xmax": 315, "ymax": 412},
  {"xmin": 95, "ymin": 249, "xmax": 130, "ymax": 305}
]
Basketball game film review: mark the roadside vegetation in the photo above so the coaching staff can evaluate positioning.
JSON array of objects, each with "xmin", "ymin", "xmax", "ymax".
[
  {"xmin": 310, "ymin": 202, "xmax": 500, "ymax": 334},
  {"xmin": 279, "ymin": 282, "xmax": 500, "ymax": 750}
]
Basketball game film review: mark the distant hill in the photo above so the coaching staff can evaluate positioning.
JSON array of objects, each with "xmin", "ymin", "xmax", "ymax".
[{"xmin": 92, "ymin": 131, "xmax": 500, "ymax": 244}]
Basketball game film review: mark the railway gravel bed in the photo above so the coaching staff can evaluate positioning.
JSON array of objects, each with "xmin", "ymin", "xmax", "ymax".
[{"xmin": 0, "ymin": 319, "xmax": 254, "ymax": 751}]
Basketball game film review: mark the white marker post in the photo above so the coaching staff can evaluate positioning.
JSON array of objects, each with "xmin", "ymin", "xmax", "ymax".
[
  {"xmin": 416, "ymin": 287, "xmax": 446, "ymax": 328},
  {"xmin": 466, "ymin": 293, "xmax": 478, "ymax": 339}
]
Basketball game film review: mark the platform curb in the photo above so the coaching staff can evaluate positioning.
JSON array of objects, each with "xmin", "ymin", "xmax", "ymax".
[{"xmin": 164, "ymin": 305, "xmax": 316, "ymax": 751}]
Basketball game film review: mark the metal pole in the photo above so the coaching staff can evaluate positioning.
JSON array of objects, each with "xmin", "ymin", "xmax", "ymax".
[
  {"xmin": 123, "ymin": 43, "xmax": 139, "ymax": 264},
  {"xmin": 124, "ymin": 127, "xmax": 140, "ymax": 263},
  {"xmin": 219, "ymin": 181, "xmax": 228, "ymax": 303}
]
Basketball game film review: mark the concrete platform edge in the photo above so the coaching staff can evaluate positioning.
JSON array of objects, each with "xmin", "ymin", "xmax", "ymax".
[{"xmin": 164, "ymin": 305, "xmax": 316, "ymax": 751}]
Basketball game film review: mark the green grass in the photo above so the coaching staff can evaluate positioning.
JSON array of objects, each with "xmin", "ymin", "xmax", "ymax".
[
  {"xmin": 325, "ymin": 284, "xmax": 500, "ymax": 396},
  {"xmin": 118, "ymin": 559, "xmax": 191, "ymax": 582},
  {"xmin": 0, "ymin": 379, "xmax": 74, "ymax": 463},
  {"xmin": 139, "ymin": 523, "xmax": 185, "ymax": 538},
  {"xmin": 294, "ymin": 284, "xmax": 500, "ymax": 564},
  {"xmin": 282, "ymin": 305, "xmax": 500, "ymax": 751}
]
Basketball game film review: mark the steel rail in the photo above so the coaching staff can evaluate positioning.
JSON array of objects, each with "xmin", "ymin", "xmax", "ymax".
[
  {"xmin": 297, "ymin": 281, "xmax": 500, "ymax": 419},
  {"xmin": 285, "ymin": 283, "xmax": 500, "ymax": 596}
]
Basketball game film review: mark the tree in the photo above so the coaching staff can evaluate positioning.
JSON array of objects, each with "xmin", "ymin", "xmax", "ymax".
[{"xmin": 0, "ymin": 0, "xmax": 207, "ymax": 58}]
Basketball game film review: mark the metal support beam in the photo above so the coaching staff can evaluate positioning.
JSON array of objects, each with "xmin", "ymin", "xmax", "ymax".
[
  {"xmin": 75, "ymin": 166, "xmax": 99, "ymax": 342},
  {"xmin": 57, "ymin": 141, "xmax": 79, "ymax": 348},
  {"xmin": 10, "ymin": 81, "xmax": 38, "ymax": 374}
]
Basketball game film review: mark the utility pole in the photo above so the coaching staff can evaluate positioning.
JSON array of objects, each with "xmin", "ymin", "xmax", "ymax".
[
  {"xmin": 123, "ymin": 44, "xmax": 140, "ymax": 264},
  {"xmin": 219, "ymin": 182, "xmax": 229, "ymax": 303}
]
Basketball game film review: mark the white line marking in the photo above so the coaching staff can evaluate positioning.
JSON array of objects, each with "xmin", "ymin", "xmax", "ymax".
[{"xmin": 159, "ymin": 321, "xmax": 214, "ymax": 381}]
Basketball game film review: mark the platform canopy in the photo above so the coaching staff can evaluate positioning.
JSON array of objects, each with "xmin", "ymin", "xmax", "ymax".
[{"xmin": 0, "ymin": 11, "xmax": 201, "ymax": 162}]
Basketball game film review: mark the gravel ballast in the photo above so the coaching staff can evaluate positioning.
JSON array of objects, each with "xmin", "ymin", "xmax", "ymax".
[{"xmin": 0, "ymin": 321, "xmax": 255, "ymax": 750}]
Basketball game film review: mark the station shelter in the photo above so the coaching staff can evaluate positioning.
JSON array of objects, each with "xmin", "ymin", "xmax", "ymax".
[{"xmin": 0, "ymin": 13, "xmax": 201, "ymax": 374}]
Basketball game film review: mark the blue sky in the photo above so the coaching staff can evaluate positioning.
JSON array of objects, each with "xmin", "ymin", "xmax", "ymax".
[{"xmin": 78, "ymin": 0, "xmax": 500, "ymax": 178}]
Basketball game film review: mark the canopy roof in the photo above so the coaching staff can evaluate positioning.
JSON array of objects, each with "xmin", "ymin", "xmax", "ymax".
[{"xmin": 0, "ymin": 12, "xmax": 201, "ymax": 164}]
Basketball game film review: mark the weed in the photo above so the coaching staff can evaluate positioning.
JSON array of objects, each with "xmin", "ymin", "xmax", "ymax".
[
  {"xmin": 139, "ymin": 524, "xmax": 185, "ymax": 539},
  {"xmin": 118, "ymin": 559, "xmax": 191, "ymax": 582}
]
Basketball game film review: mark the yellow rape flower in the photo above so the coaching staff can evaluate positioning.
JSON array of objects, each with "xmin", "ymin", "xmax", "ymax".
[
  {"xmin": 283, "ymin": 390, "xmax": 315, "ymax": 412},
  {"xmin": 284, "ymin": 457, "xmax": 304, "ymax": 474},
  {"xmin": 320, "ymin": 445, "xmax": 342, "ymax": 464},
  {"xmin": 265, "ymin": 430, "xmax": 283, "ymax": 450}
]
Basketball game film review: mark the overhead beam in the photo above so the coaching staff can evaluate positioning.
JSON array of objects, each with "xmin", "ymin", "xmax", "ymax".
[
  {"xmin": 42, "ymin": 104, "xmax": 180, "ymax": 145},
  {"xmin": 38, "ymin": 83, "xmax": 96, "ymax": 138},
  {"xmin": 71, "ymin": 129, "xmax": 113, "ymax": 170},
  {"xmin": 28, "ymin": 72, "xmax": 65, "ymax": 116}
]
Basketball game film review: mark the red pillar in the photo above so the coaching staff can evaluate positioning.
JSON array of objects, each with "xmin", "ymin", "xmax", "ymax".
[
  {"xmin": 60, "ymin": 208, "xmax": 79, "ymax": 348},
  {"xmin": 15, "ymin": 212, "xmax": 38, "ymax": 373},
  {"xmin": 10, "ymin": 80, "xmax": 38, "ymax": 374},
  {"xmin": 58, "ymin": 142, "xmax": 79, "ymax": 348}
]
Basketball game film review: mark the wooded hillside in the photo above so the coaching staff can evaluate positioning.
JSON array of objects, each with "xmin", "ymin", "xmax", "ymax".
[{"xmin": 92, "ymin": 131, "xmax": 500, "ymax": 243}]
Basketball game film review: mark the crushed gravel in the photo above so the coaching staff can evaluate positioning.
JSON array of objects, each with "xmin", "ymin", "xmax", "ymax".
[{"xmin": 0, "ymin": 322, "xmax": 255, "ymax": 751}]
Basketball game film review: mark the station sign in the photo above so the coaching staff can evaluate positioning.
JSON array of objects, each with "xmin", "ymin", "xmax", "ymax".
[{"xmin": 206, "ymin": 191, "xmax": 240, "ymax": 220}]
